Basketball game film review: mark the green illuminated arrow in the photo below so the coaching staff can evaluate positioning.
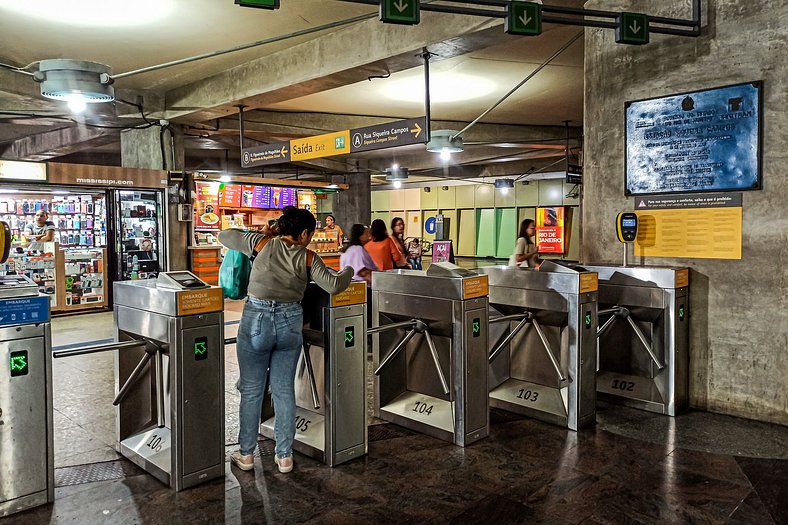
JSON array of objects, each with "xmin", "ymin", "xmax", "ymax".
[
  {"xmin": 394, "ymin": 0, "xmax": 408, "ymax": 13},
  {"xmin": 345, "ymin": 330, "xmax": 354, "ymax": 344},
  {"xmin": 9, "ymin": 355, "xmax": 27, "ymax": 371},
  {"xmin": 194, "ymin": 342, "xmax": 207, "ymax": 355},
  {"xmin": 473, "ymin": 321, "xmax": 480, "ymax": 333}
]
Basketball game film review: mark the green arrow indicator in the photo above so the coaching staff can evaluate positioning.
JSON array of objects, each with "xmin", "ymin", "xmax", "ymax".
[
  {"xmin": 616, "ymin": 12, "xmax": 649, "ymax": 45},
  {"xmin": 505, "ymin": 1, "xmax": 542, "ymax": 36},
  {"xmin": 194, "ymin": 342, "xmax": 207, "ymax": 355},
  {"xmin": 678, "ymin": 305, "xmax": 685, "ymax": 321},
  {"xmin": 235, "ymin": 0, "xmax": 281, "ymax": 9},
  {"xmin": 472, "ymin": 319, "xmax": 480, "ymax": 336},
  {"xmin": 380, "ymin": 0, "xmax": 420, "ymax": 25},
  {"xmin": 344, "ymin": 326, "xmax": 356, "ymax": 348},
  {"xmin": 9, "ymin": 356, "xmax": 26, "ymax": 371},
  {"xmin": 345, "ymin": 330, "xmax": 354, "ymax": 343},
  {"xmin": 585, "ymin": 313, "xmax": 592, "ymax": 329},
  {"xmin": 9, "ymin": 351, "xmax": 28, "ymax": 377}
]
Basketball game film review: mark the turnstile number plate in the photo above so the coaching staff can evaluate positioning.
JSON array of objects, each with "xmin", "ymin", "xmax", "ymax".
[
  {"xmin": 380, "ymin": 391, "xmax": 454, "ymax": 433},
  {"xmin": 490, "ymin": 378, "xmax": 567, "ymax": 418},
  {"xmin": 120, "ymin": 427, "xmax": 172, "ymax": 475},
  {"xmin": 261, "ymin": 408, "xmax": 326, "ymax": 453},
  {"xmin": 597, "ymin": 372, "xmax": 663, "ymax": 404}
]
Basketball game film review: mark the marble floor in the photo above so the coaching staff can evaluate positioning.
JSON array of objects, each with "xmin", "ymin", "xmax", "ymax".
[{"xmin": 19, "ymin": 302, "xmax": 786, "ymax": 524}]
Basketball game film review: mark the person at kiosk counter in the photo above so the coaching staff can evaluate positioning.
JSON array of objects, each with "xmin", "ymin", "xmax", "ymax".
[
  {"xmin": 218, "ymin": 207, "xmax": 353, "ymax": 473},
  {"xmin": 324, "ymin": 214, "xmax": 343, "ymax": 249},
  {"xmin": 23, "ymin": 210, "xmax": 56, "ymax": 250}
]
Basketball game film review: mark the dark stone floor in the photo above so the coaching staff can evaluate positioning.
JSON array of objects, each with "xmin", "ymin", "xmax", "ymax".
[{"xmin": 6, "ymin": 405, "xmax": 787, "ymax": 525}]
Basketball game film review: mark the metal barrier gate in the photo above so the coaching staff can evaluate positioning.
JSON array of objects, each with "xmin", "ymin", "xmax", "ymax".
[
  {"xmin": 260, "ymin": 282, "xmax": 368, "ymax": 466},
  {"xmin": 583, "ymin": 265, "xmax": 689, "ymax": 415},
  {"xmin": 372, "ymin": 263, "xmax": 489, "ymax": 446},
  {"xmin": 53, "ymin": 272, "xmax": 225, "ymax": 491},
  {"xmin": 479, "ymin": 262, "xmax": 599, "ymax": 430},
  {"xmin": 0, "ymin": 275, "xmax": 53, "ymax": 517}
]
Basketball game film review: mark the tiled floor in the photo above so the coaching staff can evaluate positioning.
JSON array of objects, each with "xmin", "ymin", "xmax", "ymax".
[{"xmin": 24, "ymin": 301, "xmax": 787, "ymax": 524}]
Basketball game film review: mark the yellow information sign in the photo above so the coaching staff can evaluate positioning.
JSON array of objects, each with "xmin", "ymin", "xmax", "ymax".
[
  {"xmin": 331, "ymin": 282, "xmax": 367, "ymax": 307},
  {"xmin": 635, "ymin": 207, "xmax": 742, "ymax": 259},
  {"xmin": 463, "ymin": 275, "xmax": 489, "ymax": 300},
  {"xmin": 290, "ymin": 130, "xmax": 350, "ymax": 162},
  {"xmin": 177, "ymin": 287, "xmax": 224, "ymax": 316},
  {"xmin": 578, "ymin": 273, "xmax": 599, "ymax": 294}
]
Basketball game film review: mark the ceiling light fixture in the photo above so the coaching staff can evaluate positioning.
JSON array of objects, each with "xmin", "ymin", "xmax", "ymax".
[
  {"xmin": 385, "ymin": 166, "xmax": 409, "ymax": 189},
  {"xmin": 426, "ymin": 130, "xmax": 463, "ymax": 161},
  {"xmin": 32, "ymin": 59, "xmax": 115, "ymax": 111}
]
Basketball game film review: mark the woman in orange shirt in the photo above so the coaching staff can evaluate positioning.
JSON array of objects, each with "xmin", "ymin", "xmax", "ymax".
[{"xmin": 364, "ymin": 219, "xmax": 408, "ymax": 271}]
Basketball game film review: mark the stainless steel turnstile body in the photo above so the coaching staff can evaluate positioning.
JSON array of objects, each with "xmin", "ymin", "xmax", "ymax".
[
  {"xmin": 372, "ymin": 265, "xmax": 489, "ymax": 446},
  {"xmin": 113, "ymin": 279, "xmax": 225, "ymax": 490},
  {"xmin": 583, "ymin": 265, "xmax": 689, "ymax": 415},
  {"xmin": 479, "ymin": 262, "xmax": 599, "ymax": 430},
  {"xmin": 0, "ymin": 276, "xmax": 53, "ymax": 517},
  {"xmin": 261, "ymin": 282, "xmax": 368, "ymax": 466}
]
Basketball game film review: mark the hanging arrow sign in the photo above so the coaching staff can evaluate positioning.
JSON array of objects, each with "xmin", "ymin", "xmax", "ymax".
[
  {"xmin": 616, "ymin": 12, "xmax": 649, "ymax": 45},
  {"xmin": 349, "ymin": 117, "xmax": 427, "ymax": 153},
  {"xmin": 235, "ymin": 0, "xmax": 280, "ymax": 9},
  {"xmin": 380, "ymin": 0, "xmax": 420, "ymax": 25},
  {"xmin": 505, "ymin": 1, "xmax": 542, "ymax": 36},
  {"xmin": 241, "ymin": 141, "xmax": 291, "ymax": 168}
]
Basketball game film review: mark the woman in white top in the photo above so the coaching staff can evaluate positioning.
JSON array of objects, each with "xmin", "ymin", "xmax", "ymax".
[{"xmin": 509, "ymin": 219, "xmax": 539, "ymax": 267}]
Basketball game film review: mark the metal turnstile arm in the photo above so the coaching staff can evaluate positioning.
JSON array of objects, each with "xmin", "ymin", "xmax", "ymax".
[
  {"xmin": 625, "ymin": 315, "xmax": 665, "ymax": 370},
  {"xmin": 368, "ymin": 320, "xmax": 418, "ymax": 334},
  {"xmin": 374, "ymin": 328, "xmax": 417, "ymax": 376},
  {"xmin": 154, "ymin": 349, "xmax": 166, "ymax": 428},
  {"xmin": 597, "ymin": 314, "xmax": 617, "ymax": 338},
  {"xmin": 531, "ymin": 318, "xmax": 568, "ymax": 382},
  {"xmin": 302, "ymin": 343, "xmax": 321, "ymax": 410},
  {"xmin": 53, "ymin": 339, "xmax": 147, "ymax": 359},
  {"xmin": 489, "ymin": 315, "xmax": 531, "ymax": 362},
  {"xmin": 113, "ymin": 351, "xmax": 153, "ymax": 406},
  {"xmin": 423, "ymin": 330, "xmax": 450, "ymax": 395}
]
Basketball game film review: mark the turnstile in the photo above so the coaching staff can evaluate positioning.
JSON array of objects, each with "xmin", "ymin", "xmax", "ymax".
[
  {"xmin": 260, "ymin": 281, "xmax": 367, "ymax": 466},
  {"xmin": 0, "ymin": 275, "xmax": 53, "ymax": 517},
  {"xmin": 372, "ymin": 263, "xmax": 489, "ymax": 446},
  {"xmin": 112, "ymin": 272, "xmax": 225, "ymax": 490},
  {"xmin": 479, "ymin": 262, "xmax": 599, "ymax": 430},
  {"xmin": 583, "ymin": 265, "xmax": 689, "ymax": 415}
]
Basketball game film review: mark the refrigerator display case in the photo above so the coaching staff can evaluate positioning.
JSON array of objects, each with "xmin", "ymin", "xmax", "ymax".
[{"xmin": 111, "ymin": 190, "xmax": 166, "ymax": 281}]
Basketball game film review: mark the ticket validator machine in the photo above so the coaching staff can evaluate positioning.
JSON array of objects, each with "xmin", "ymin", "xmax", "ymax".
[
  {"xmin": 261, "ymin": 282, "xmax": 368, "ymax": 466},
  {"xmin": 111, "ymin": 272, "xmax": 225, "ymax": 490},
  {"xmin": 371, "ymin": 263, "xmax": 489, "ymax": 447},
  {"xmin": 0, "ymin": 222, "xmax": 55, "ymax": 517}
]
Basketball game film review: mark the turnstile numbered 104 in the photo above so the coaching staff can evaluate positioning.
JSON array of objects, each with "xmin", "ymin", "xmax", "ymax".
[
  {"xmin": 479, "ymin": 262, "xmax": 599, "ymax": 431},
  {"xmin": 372, "ymin": 263, "xmax": 489, "ymax": 447},
  {"xmin": 0, "ymin": 275, "xmax": 53, "ymax": 517},
  {"xmin": 261, "ymin": 282, "xmax": 368, "ymax": 466},
  {"xmin": 112, "ymin": 272, "xmax": 225, "ymax": 490},
  {"xmin": 584, "ymin": 265, "xmax": 689, "ymax": 415}
]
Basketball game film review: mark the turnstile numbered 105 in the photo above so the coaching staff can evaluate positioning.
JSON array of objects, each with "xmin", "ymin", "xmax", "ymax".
[
  {"xmin": 479, "ymin": 262, "xmax": 599, "ymax": 431},
  {"xmin": 261, "ymin": 282, "xmax": 368, "ymax": 466},
  {"xmin": 112, "ymin": 272, "xmax": 225, "ymax": 490},
  {"xmin": 0, "ymin": 275, "xmax": 53, "ymax": 517},
  {"xmin": 372, "ymin": 263, "xmax": 489, "ymax": 447},
  {"xmin": 584, "ymin": 265, "xmax": 689, "ymax": 415}
]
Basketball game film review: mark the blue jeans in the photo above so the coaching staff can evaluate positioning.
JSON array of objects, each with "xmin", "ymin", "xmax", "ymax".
[
  {"xmin": 408, "ymin": 257, "xmax": 422, "ymax": 270},
  {"xmin": 236, "ymin": 296, "xmax": 303, "ymax": 459}
]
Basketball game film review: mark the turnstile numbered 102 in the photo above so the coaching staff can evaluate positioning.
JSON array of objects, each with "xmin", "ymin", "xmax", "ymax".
[
  {"xmin": 372, "ymin": 263, "xmax": 489, "ymax": 447},
  {"xmin": 479, "ymin": 262, "xmax": 599, "ymax": 431},
  {"xmin": 0, "ymin": 275, "xmax": 53, "ymax": 517},
  {"xmin": 584, "ymin": 265, "xmax": 689, "ymax": 415},
  {"xmin": 112, "ymin": 272, "xmax": 225, "ymax": 490},
  {"xmin": 261, "ymin": 282, "xmax": 368, "ymax": 466}
]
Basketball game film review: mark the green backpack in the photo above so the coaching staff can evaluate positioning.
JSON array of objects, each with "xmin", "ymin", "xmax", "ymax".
[{"xmin": 218, "ymin": 249, "xmax": 252, "ymax": 300}]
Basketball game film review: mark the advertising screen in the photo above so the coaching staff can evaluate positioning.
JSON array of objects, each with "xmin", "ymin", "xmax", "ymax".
[{"xmin": 536, "ymin": 206, "xmax": 566, "ymax": 254}]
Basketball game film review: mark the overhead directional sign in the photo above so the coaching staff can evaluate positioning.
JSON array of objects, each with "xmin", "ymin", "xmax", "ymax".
[
  {"xmin": 241, "ymin": 117, "xmax": 427, "ymax": 168},
  {"xmin": 349, "ymin": 117, "xmax": 425, "ymax": 153},
  {"xmin": 505, "ymin": 1, "xmax": 542, "ymax": 36},
  {"xmin": 616, "ymin": 12, "xmax": 649, "ymax": 45},
  {"xmin": 235, "ymin": 0, "xmax": 280, "ymax": 9},
  {"xmin": 380, "ymin": 0, "xmax": 420, "ymax": 25}
]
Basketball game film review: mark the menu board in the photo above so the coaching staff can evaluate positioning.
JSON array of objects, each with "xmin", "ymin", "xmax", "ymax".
[
  {"xmin": 269, "ymin": 187, "xmax": 297, "ymax": 209},
  {"xmin": 195, "ymin": 182, "xmax": 219, "ymax": 205},
  {"xmin": 218, "ymin": 183, "xmax": 242, "ymax": 207},
  {"xmin": 252, "ymin": 186, "xmax": 272, "ymax": 208},
  {"xmin": 241, "ymin": 185, "xmax": 255, "ymax": 208},
  {"xmin": 298, "ymin": 191, "xmax": 316, "ymax": 212}
]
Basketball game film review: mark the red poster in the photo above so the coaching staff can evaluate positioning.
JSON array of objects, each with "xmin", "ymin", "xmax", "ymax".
[
  {"xmin": 536, "ymin": 207, "xmax": 566, "ymax": 254},
  {"xmin": 219, "ymin": 183, "xmax": 242, "ymax": 208}
]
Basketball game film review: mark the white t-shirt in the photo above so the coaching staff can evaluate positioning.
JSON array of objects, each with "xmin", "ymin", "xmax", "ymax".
[{"xmin": 508, "ymin": 237, "xmax": 538, "ymax": 267}]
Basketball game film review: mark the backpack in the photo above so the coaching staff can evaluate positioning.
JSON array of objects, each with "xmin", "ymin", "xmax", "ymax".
[{"xmin": 219, "ymin": 236, "xmax": 315, "ymax": 300}]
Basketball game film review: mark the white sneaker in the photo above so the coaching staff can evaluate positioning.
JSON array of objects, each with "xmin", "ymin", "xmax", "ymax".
[
  {"xmin": 274, "ymin": 455, "xmax": 293, "ymax": 473},
  {"xmin": 231, "ymin": 450, "xmax": 254, "ymax": 471}
]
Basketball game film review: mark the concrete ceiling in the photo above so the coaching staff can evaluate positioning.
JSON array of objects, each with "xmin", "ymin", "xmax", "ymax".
[{"xmin": 0, "ymin": 0, "xmax": 586, "ymax": 185}]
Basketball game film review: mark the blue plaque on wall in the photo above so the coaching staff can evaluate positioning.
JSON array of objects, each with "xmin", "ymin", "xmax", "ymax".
[{"xmin": 625, "ymin": 81, "xmax": 762, "ymax": 195}]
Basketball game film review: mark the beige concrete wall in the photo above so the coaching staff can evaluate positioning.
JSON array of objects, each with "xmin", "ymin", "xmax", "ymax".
[{"xmin": 584, "ymin": 1, "xmax": 788, "ymax": 424}]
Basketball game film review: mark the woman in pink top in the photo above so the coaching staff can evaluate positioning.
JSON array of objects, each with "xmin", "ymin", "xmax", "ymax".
[
  {"xmin": 339, "ymin": 224, "xmax": 378, "ymax": 285},
  {"xmin": 364, "ymin": 219, "xmax": 408, "ymax": 271}
]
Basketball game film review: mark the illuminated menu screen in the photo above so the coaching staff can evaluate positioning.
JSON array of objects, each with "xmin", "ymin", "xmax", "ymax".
[
  {"xmin": 195, "ymin": 182, "xmax": 219, "ymax": 205},
  {"xmin": 252, "ymin": 186, "xmax": 272, "ymax": 208},
  {"xmin": 278, "ymin": 187, "xmax": 297, "ymax": 208},
  {"xmin": 219, "ymin": 184, "xmax": 242, "ymax": 207}
]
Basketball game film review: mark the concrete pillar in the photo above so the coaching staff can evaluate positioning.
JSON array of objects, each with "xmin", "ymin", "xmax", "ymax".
[
  {"xmin": 120, "ymin": 125, "xmax": 189, "ymax": 272},
  {"xmin": 331, "ymin": 172, "xmax": 371, "ymax": 233},
  {"xmin": 584, "ymin": 0, "xmax": 788, "ymax": 425}
]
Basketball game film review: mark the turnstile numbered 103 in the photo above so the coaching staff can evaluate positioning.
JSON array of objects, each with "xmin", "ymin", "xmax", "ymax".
[
  {"xmin": 0, "ymin": 275, "xmax": 53, "ymax": 517},
  {"xmin": 479, "ymin": 262, "xmax": 599, "ymax": 431},
  {"xmin": 584, "ymin": 265, "xmax": 689, "ymax": 415},
  {"xmin": 112, "ymin": 272, "xmax": 225, "ymax": 490},
  {"xmin": 261, "ymin": 282, "xmax": 368, "ymax": 466},
  {"xmin": 372, "ymin": 263, "xmax": 489, "ymax": 447}
]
